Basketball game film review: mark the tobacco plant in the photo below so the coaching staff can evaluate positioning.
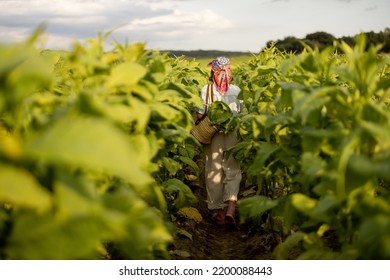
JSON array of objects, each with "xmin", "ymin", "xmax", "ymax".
[{"xmin": 233, "ymin": 36, "xmax": 390, "ymax": 259}]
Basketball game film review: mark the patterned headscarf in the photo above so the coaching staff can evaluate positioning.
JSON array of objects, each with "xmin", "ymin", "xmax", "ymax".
[{"xmin": 207, "ymin": 56, "xmax": 232, "ymax": 95}]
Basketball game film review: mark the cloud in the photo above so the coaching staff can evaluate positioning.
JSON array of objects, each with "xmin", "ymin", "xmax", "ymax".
[
  {"xmin": 0, "ymin": 0, "xmax": 172, "ymax": 44},
  {"xmin": 0, "ymin": 0, "xmax": 233, "ymax": 50},
  {"xmin": 365, "ymin": 5, "xmax": 378, "ymax": 11},
  {"xmin": 337, "ymin": 0, "xmax": 360, "ymax": 3},
  {"xmin": 115, "ymin": 8, "xmax": 233, "ymax": 49},
  {"xmin": 4, "ymin": 0, "xmax": 385, "ymax": 52},
  {"xmin": 261, "ymin": 0, "xmax": 289, "ymax": 4},
  {"xmin": 123, "ymin": 9, "xmax": 232, "ymax": 32}
]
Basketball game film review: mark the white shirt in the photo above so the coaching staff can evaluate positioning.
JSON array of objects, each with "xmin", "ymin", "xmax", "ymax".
[{"xmin": 196, "ymin": 84, "xmax": 243, "ymax": 116}]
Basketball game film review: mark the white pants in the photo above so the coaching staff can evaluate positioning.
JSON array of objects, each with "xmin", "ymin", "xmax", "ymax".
[{"xmin": 204, "ymin": 132, "xmax": 241, "ymax": 210}]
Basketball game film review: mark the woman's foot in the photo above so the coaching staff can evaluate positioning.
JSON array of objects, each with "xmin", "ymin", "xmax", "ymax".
[
  {"xmin": 225, "ymin": 200, "xmax": 236, "ymax": 225},
  {"xmin": 212, "ymin": 208, "xmax": 225, "ymax": 225}
]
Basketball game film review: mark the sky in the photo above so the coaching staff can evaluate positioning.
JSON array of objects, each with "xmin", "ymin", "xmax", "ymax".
[{"xmin": 0, "ymin": 0, "xmax": 389, "ymax": 52}]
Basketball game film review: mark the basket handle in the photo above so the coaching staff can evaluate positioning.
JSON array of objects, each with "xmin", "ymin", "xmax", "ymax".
[{"xmin": 195, "ymin": 85, "xmax": 213, "ymax": 125}]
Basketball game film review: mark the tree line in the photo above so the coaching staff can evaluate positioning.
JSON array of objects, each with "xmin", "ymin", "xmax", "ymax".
[
  {"xmin": 267, "ymin": 28, "xmax": 390, "ymax": 53},
  {"xmin": 165, "ymin": 28, "xmax": 390, "ymax": 58},
  {"xmin": 166, "ymin": 49, "xmax": 251, "ymax": 59}
]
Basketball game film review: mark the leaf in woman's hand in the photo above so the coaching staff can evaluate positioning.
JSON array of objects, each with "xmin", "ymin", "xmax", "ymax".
[{"xmin": 207, "ymin": 101, "xmax": 233, "ymax": 126}]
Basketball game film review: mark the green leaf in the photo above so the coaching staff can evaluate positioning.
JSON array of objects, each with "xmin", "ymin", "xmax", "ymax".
[
  {"xmin": 25, "ymin": 115, "xmax": 153, "ymax": 188},
  {"xmin": 7, "ymin": 212, "xmax": 106, "ymax": 259},
  {"xmin": 162, "ymin": 178, "xmax": 196, "ymax": 209},
  {"xmin": 128, "ymin": 134, "xmax": 159, "ymax": 172},
  {"xmin": 296, "ymin": 152, "xmax": 326, "ymax": 187},
  {"xmin": 150, "ymin": 103, "xmax": 180, "ymax": 121},
  {"xmin": 291, "ymin": 193, "xmax": 317, "ymax": 216},
  {"xmin": 103, "ymin": 186, "xmax": 172, "ymax": 259},
  {"xmin": 310, "ymin": 195, "xmax": 339, "ymax": 222},
  {"xmin": 226, "ymin": 141, "xmax": 256, "ymax": 162},
  {"xmin": 108, "ymin": 62, "xmax": 147, "ymax": 88},
  {"xmin": 178, "ymin": 145, "xmax": 196, "ymax": 159},
  {"xmin": 360, "ymin": 120, "xmax": 390, "ymax": 160},
  {"xmin": 127, "ymin": 96, "xmax": 152, "ymax": 132},
  {"xmin": 274, "ymin": 231, "xmax": 305, "ymax": 260},
  {"xmin": 162, "ymin": 157, "xmax": 181, "ymax": 175},
  {"xmin": 256, "ymin": 65, "xmax": 278, "ymax": 75},
  {"xmin": 294, "ymin": 87, "xmax": 331, "ymax": 125},
  {"xmin": 347, "ymin": 182, "xmax": 390, "ymax": 217},
  {"xmin": 238, "ymin": 195, "xmax": 278, "ymax": 221},
  {"xmin": 300, "ymin": 126, "xmax": 345, "ymax": 155},
  {"xmin": 102, "ymin": 103, "xmax": 135, "ymax": 124},
  {"xmin": 53, "ymin": 171, "xmax": 101, "ymax": 218},
  {"xmin": 348, "ymin": 154, "xmax": 390, "ymax": 181},
  {"xmin": 207, "ymin": 101, "xmax": 233, "ymax": 126},
  {"xmin": 0, "ymin": 165, "xmax": 51, "ymax": 212},
  {"xmin": 179, "ymin": 156, "xmax": 199, "ymax": 176},
  {"xmin": 155, "ymin": 89, "xmax": 183, "ymax": 104},
  {"xmin": 247, "ymin": 142, "xmax": 279, "ymax": 176},
  {"xmin": 357, "ymin": 214, "xmax": 390, "ymax": 259},
  {"xmin": 160, "ymin": 128, "xmax": 188, "ymax": 143},
  {"xmin": 164, "ymin": 82, "xmax": 198, "ymax": 100},
  {"xmin": 129, "ymin": 84, "xmax": 154, "ymax": 101}
]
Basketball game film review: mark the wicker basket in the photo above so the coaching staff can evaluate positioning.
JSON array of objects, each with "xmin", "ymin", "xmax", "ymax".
[
  {"xmin": 190, "ymin": 84, "xmax": 217, "ymax": 144},
  {"xmin": 190, "ymin": 115, "xmax": 217, "ymax": 144}
]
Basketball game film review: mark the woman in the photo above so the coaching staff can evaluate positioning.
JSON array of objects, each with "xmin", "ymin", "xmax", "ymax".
[{"xmin": 196, "ymin": 57, "xmax": 243, "ymax": 225}]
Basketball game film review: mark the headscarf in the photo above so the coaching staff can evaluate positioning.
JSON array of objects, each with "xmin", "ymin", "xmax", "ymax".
[{"xmin": 207, "ymin": 56, "xmax": 232, "ymax": 95}]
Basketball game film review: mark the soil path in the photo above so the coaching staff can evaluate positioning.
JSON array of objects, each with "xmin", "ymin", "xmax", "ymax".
[{"xmin": 171, "ymin": 159, "xmax": 276, "ymax": 260}]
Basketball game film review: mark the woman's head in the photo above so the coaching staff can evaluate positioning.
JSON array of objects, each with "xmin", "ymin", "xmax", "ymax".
[{"xmin": 207, "ymin": 56, "xmax": 232, "ymax": 94}]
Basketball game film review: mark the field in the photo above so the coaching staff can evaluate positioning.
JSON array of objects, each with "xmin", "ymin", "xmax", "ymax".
[
  {"xmin": 0, "ymin": 31, "xmax": 389, "ymax": 260},
  {"xmin": 197, "ymin": 55, "xmax": 254, "ymax": 70}
]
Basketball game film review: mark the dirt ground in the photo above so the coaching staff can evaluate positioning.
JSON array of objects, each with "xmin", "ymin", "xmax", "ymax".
[
  {"xmin": 170, "ymin": 187, "xmax": 276, "ymax": 260},
  {"xmin": 169, "ymin": 156, "xmax": 277, "ymax": 260}
]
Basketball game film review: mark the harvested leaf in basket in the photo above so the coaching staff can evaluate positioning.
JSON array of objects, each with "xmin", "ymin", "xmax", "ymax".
[{"xmin": 207, "ymin": 101, "xmax": 233, "ymax": 130}]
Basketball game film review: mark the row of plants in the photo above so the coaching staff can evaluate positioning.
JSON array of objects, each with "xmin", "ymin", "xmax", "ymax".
[
  {"xmin": 0, "ymin": 29, "xmax": 208, "ymax": 259},
  {"xmin": 232, "ymin": 36, "xmax": 390, "ymax": 259},
  {"xmin": 1, "ymin": 28, "xmax": 389, "ymax": 260}
]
